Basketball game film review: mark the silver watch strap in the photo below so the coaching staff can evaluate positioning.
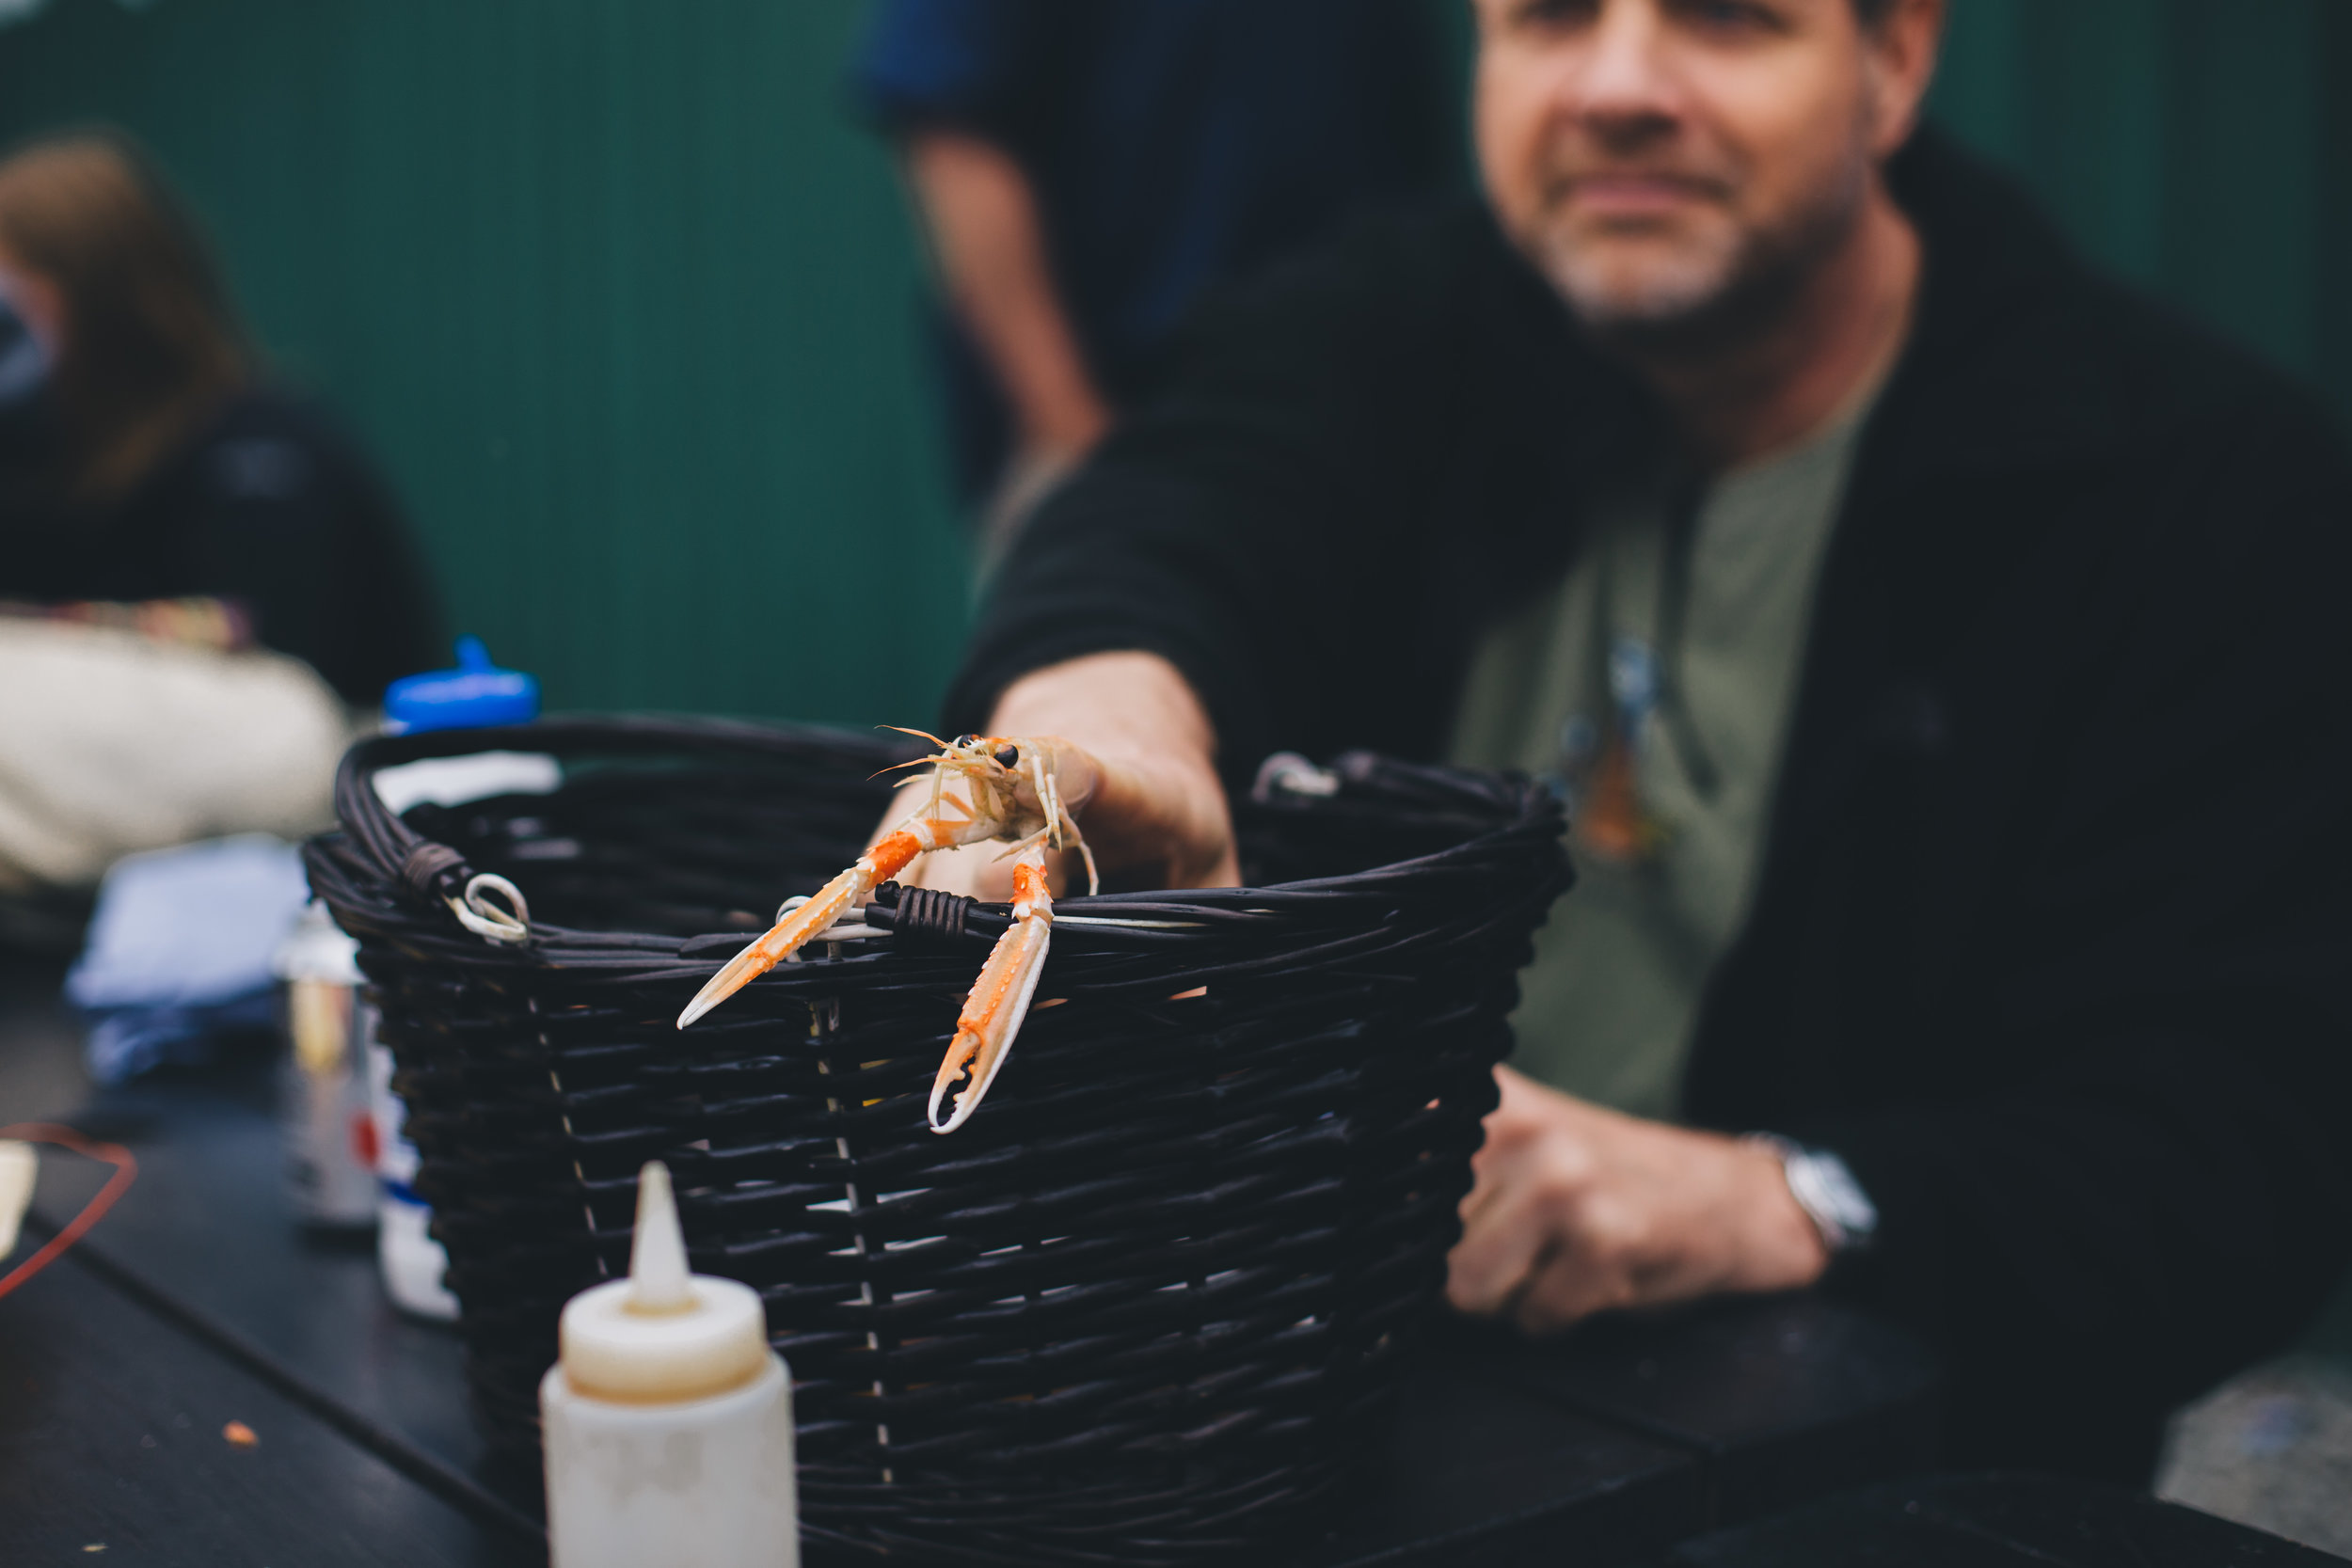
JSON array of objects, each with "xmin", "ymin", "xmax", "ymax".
[{"xmin": 1745, "ymin": 1133, "xmax": 1878, "ymax": 1255}]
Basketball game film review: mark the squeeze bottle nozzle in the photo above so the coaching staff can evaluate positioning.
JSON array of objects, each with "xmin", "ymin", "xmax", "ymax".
[
  {"xmin": 626, "ymin": 1161, "xmax": 693, "ymax": 1312},
  {"xmin": 557, "ymin": 1161, "xmax": 770, "ymax": 1405}
]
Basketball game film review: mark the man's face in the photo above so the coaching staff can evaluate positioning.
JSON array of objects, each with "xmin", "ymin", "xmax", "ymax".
[{"xmin": 1473, "ymin": 0, "xmax": 1921, "ymax": 347}]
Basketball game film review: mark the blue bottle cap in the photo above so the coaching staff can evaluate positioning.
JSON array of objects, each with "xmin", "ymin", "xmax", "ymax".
[{"xmin": 383, "ymin": 636, "xmax": 540, "ymax": 734}]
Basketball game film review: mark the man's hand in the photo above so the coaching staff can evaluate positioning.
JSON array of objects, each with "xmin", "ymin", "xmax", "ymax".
[
  {"xmin": 889, "ymin": 651, "xmax": 1241, "ymax": 899},
  {"xmin": 1447, "ymin": 1067, "xmax": 1829, "ymax": 1336}
]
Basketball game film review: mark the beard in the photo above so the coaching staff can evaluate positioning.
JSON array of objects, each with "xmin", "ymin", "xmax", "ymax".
[{"xmin": 1523, "ymin": 139, "xmax": 1872, "ymax": 359}]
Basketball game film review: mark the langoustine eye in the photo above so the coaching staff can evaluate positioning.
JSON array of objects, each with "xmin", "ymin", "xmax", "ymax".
[{"xmin": 994, "ymin": 745, "xmax": 1020, "ymax": 769}]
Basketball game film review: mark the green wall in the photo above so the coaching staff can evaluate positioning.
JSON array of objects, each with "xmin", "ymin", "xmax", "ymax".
[
  {"xmin": 0, "ymin": 0, "xmax": 2346, "ymax": 722},
  {"xmin": 1930, "ymin": 0, "xmax": 2352, "ymax": 420},
  {"xmin": 0, "ymin": 0, "xmax": 966, "ymax": 725}
]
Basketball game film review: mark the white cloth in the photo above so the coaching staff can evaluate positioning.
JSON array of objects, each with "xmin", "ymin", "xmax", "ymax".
[{"xmin": 0, "ymin": 618, "xmax": 355, "ymax": 891}]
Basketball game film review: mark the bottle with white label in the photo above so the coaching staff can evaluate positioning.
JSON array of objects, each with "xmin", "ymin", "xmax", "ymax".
[
  {"xmin": 541, "ymin": 1162, "xmax": 798, "ymax": 1568},
  {"xmin": 274, "ymin": 902, "xmax": 376, "ymax": 1230},
  {"xmin": 361, "ymin": 1023, "xmax": 458, "ymax": 1319},
  {"xmin": 368, "ymin": 635, "xmax": 554, "ymax": 1320}
]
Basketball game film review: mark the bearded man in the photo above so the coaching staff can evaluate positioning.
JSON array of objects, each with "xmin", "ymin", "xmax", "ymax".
[{"xmin": 916, "ymin": 0, "xmax": 2352, "ymax": 1481}]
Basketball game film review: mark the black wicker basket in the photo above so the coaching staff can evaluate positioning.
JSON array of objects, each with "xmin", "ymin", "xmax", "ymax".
[{"xmin": 303, "ymin": 716, "xmax": 1570, "ymax": 1565}]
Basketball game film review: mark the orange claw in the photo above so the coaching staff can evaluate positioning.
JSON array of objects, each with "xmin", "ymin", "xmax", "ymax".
[
  {"xmin": 928, "ymin": 851, "xmax": 1054, "ymax": 1133},
  {"xmin": 675, "ymin": 821, "xmax": 945, "ymax": 1030}
]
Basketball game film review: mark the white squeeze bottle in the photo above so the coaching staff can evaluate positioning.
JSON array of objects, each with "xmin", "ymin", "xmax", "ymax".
[{"xmin": 541, "ymin": 1162, "xmax": 799, "ymax": 1568}]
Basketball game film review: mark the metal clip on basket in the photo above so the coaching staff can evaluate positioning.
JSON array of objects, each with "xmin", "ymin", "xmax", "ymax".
[{"xmin": 303, "ymin": 716, "xmax": 1571, "ymax": 1566}]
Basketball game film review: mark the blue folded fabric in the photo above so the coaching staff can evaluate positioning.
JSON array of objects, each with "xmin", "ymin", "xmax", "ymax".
[{"xmin": 67, "ymin": 835, "xmax": 313, "ymax": 1084}]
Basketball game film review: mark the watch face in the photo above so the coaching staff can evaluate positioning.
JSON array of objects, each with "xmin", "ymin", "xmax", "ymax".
[
  {"xmin": 1743, "ymin": 1133, "xmax": 1876, "ymax": 1254},
  {"xmin": 1791, "ymin": 1148, "xmax": 1877, "ymax": 1253}
]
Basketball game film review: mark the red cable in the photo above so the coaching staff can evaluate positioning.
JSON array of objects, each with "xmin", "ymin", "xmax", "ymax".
[{"xmin": 0, "ymin": 1121, "xmax": 138, "ymax": 1301}]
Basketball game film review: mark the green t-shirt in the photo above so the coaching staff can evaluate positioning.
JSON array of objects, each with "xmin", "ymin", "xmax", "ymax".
[{"xmin": 1449, "ymin": 406, "xmax": 1869, "ymax": 1120}]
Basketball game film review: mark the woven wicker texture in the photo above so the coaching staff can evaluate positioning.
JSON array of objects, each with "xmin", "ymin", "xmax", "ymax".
[{"xmin": 303, "ymin": 717, "xmax": 1570, "ymax": 1565}]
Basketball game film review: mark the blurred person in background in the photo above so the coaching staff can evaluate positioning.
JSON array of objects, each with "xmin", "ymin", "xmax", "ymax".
[
  {"xmin": 912, "ymin": 0, "xmax": 2352, "ymax": 1483},
  {"xmin": 0, "ymin": 130, "xmax": 438, "ymax": 927},
  {"xmin": 852, "ymin": 0, "xmax": 1464, "ymax": 558}
]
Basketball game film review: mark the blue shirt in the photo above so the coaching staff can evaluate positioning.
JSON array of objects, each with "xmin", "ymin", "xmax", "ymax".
[{"xmin": 853, "ymin": 0, "xmax": 1461, "ymax": 404}]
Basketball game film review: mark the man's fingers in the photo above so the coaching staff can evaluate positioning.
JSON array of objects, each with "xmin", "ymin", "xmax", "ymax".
[
  {"xmin": 1076, "ymin": 747, "xmax": 1236, "ymax": 892},
  {"xmin": 1452, "ymin": 1066, "xmax": 1834, "ymax": 1338},
  {"xmin": 1492, "ymin": 1062, "xmax": 1539, "ymax": 1106},
  {"xmin": 1450, "ymin": 1078, "xmax": 1645, "ymax": 1334},
  {"xmin": 1456, "ymin": 1164, "xmax": 1504, "ymax": 1232},
  {"xmin": 1512, "ymin": 1243, "xmax": 1622, "ymax": 1337},
  {"xmin": 1460, "ymin": 1196, "xmax": 1632, "ymax": 1338},
  {"xmin": 1446, "ymin": 1177, "xmax": 1551, "ymax": 1318}
]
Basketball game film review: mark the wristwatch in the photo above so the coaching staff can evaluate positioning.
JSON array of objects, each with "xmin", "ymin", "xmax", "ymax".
[{"xmin": 1745, "ymin": 1133, "xmax": 1879, "ymax": 1255}]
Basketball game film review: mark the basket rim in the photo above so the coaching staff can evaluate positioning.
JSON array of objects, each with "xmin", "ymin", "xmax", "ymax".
[{"xmin": 315, "ymin": 713, "xmax": 1569, "ymax": 973}]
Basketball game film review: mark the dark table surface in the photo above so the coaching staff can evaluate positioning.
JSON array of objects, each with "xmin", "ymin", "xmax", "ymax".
[
  {"xmin": 1, "ymin": 954, "xmax": 2326, "ymax": 1566},
  {"xmin": 1654, "ymin": 1472, "xmax": 2348, "ymax": 1566}
]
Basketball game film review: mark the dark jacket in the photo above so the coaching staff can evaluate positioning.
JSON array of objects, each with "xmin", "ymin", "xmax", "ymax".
[
  {"xmin": 3, "ymin": 388, "xmax": 440, "ymax": 706},
  {"xmin": 946, "ymin": 130, "xmax": 2352, "ymax": 1481}
]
